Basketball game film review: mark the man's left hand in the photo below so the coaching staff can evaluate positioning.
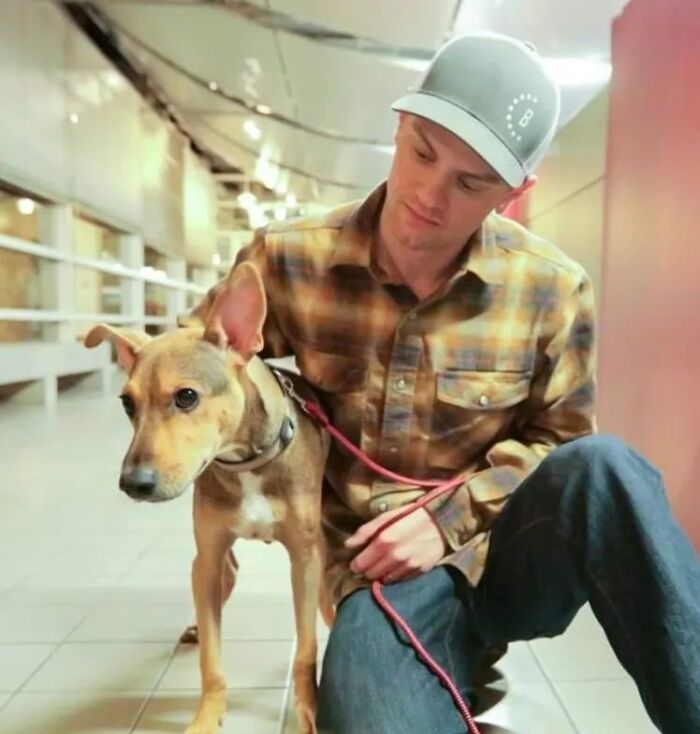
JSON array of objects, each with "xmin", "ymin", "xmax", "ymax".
[{"xmin": 345, "ymin": 507, "xmax": 447, "ymax": 583}]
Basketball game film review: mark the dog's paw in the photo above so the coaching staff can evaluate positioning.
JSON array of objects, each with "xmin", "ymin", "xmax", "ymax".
[
  {"xmin": 294, "ymin": 701, "xmax": 318, "ymax": 734},
  {"xmin": 180, "ymin": 624, "xmax": 199, "ymax": 644},
  {"xmin": 183, "ymin": 715, "xmax": 223, "ymax": 734}
]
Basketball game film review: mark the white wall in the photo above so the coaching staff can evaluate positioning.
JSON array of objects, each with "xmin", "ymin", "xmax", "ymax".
[
  {"xmin": 527, "ymin": 88, "xmax": 610, "ymax": 302},
  {"xmin": 0, "ymin": 0, "xmax": 218, "ymax": 263}
]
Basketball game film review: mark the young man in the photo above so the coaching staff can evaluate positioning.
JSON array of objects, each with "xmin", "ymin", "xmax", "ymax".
[{"xmin": 201, "ymin": 33, "xmax": 700, "ymax": 733}]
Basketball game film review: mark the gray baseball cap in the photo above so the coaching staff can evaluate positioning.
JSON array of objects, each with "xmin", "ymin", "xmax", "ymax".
[{"xmin": 392, "ymin": 32, "xmax": 561, "ymax": 187}]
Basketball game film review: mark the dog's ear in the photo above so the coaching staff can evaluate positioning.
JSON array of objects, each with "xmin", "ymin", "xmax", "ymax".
[
  {"xmin": 203, "ymin": 261, "xmax": 266, "ymax": 362},
  {"xmin": 84, "ymin": 325, "xmax": 151, "ymax": 373}
]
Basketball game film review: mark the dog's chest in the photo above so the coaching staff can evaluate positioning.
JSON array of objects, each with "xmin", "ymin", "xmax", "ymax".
[{"xmin": 231, "ymin": 473, "xmax": 277, "ymax": 541}]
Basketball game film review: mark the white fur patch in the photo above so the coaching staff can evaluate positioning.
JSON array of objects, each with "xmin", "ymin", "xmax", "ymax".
[{"xmin": 233, "ymin": 473, "xmax": 276, "ymax": 541}]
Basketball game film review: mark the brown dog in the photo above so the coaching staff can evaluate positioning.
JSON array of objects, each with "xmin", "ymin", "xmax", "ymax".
[{"xmin": 85, "ymin": 261, "xmax": 333, "ymax": 734}]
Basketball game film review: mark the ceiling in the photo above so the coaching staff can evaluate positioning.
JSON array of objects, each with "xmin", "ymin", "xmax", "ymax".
[{"xmin": 70, "ymin": 0, "xmax": 631, "ymax": 216}]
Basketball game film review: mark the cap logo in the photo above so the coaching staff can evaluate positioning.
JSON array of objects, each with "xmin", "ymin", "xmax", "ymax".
[{"xmin": 506, "ymin": 93, "xmax": 539, "ymax": 143}]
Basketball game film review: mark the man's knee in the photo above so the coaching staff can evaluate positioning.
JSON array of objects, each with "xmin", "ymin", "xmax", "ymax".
[
  {"xmin": 545, "ymin": 433, "xmax": 665, "ymax": 514},
  {"xmin": 320, "ymin": 589, "xmax": 395, "ymax": 693},
  {"xmin": 317, "ymin": 589, "xmax": 405, "ymax": 732}
]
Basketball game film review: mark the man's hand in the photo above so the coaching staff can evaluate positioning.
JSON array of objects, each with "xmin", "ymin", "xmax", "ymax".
[{"xmin": 345, "ymin": 507, "xmax": 447, "ymax": 583}]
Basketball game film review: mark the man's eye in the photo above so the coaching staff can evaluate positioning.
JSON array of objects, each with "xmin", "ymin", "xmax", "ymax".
[
  {"xmin": 174, "ymin": 388, "xmax": 200, "ymax": 412},
  {"xmin": 415, "ymin": 148, "xmax": 431, "ymax": 161},
  {"xmin": 120, "ymin": 394, "xmax": 135, "ymax": 417}
]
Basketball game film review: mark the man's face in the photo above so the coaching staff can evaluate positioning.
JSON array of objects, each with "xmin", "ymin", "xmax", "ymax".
[{"xmin": 382, "ymin": 113, "xmax": 529, "ymax": 253}]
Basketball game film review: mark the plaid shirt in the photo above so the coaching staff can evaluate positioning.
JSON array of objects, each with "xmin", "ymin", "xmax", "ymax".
[{"xmin": 237, "ymin": 183, "xmax": 596, "ymax": 604}]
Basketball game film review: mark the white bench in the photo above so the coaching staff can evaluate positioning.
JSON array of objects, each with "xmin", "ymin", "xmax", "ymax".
[{"xmin": 0, "ymin": 341, "xmax": 112, "ymax": 411}]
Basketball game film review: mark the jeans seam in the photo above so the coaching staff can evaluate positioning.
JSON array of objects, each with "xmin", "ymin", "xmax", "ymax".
[
  {"xmin": 443, "ymin": 596, "xmax": 462, "ymax": 688},
  {"xmin": 553, "ymin": 524, "xmax": 662, "ymax": 727}
]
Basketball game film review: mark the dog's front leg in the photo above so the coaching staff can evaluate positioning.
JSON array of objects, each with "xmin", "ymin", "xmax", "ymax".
[
  {"xmin": 285, "ymin": 527, "xmax": 326, "ymax": 734},
  {"xmin": 186, "ymin": 501, "xmax": 236, "ymax": 734}
]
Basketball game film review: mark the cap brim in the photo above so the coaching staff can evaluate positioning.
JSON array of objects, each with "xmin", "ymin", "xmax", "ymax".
[{"xmin": 392, "ymin": 92, "xmax": 526, "ymax": 188}]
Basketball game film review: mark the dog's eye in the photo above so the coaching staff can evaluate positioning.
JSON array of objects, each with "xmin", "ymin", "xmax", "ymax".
[
  {"xmin": 120, "ymin": 394, "xmax": 135, "ymax": 417},
  {"xmin": 174, "ymin": 388, "xmax": 199, "ymax": 412}
]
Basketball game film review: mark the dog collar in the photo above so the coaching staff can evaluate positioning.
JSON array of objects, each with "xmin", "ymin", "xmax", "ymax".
[{"xmin": 213, "ymin": 411, "xmax": 295, "ymax": 472}]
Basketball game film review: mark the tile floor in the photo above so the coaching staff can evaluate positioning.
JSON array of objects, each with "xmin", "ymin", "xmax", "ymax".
[{"xmin": 0, "ymin": 391, "xmax": 658, "ymax": 733}]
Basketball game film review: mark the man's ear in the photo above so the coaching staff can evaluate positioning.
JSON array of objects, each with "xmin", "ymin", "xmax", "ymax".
[
  {"xmin": 496, "ymin": 175, "xmax": 538, "ymax": 214},
  {"xmin": 84, "ymin": 325, "xmax": 151, "ymax": 373},
  {"xmin": 202, "ymin": 261, "xmax": 267, "ymax": 363}
]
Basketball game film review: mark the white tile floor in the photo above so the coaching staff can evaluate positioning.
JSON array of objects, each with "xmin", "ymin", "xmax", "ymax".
[{"xmin": 0, "ymin": 392, "xmax": 658, "ymax": 734}]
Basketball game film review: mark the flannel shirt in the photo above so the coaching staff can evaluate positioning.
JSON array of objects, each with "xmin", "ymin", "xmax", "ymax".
[{"xmin": 236, "ymin": 182, "xmax": 596, "ymax": 604}]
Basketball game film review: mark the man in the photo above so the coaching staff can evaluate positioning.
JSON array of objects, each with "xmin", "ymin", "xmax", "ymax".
[{"xmin": 200, "ymin": 33, "xmax": 700, "ymax": 733}]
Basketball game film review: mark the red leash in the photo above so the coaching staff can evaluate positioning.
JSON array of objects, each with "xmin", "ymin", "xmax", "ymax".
[{"xmin": 300, "ymin": 399, "xmax": 483, "ymax": 734}]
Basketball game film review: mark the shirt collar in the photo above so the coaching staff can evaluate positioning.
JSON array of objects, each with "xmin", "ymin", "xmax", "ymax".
[
  {"xmin": 328, "ymin": 181, "xmax": 502, "ymax": 286},
  {"xmin": 328, "ymin": 182, "xmax": 386, "ymax": 271}
]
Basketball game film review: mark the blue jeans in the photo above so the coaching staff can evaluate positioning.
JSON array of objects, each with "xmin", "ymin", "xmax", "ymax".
[{"xmin": 316, "ymin": 435, "xmax": 700, "ymax": 734}]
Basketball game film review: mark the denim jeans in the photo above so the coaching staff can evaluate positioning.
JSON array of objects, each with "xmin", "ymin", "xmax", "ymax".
[{"xmin": 316, "ymin": 435, "xmax": 700, "ymax": 733}]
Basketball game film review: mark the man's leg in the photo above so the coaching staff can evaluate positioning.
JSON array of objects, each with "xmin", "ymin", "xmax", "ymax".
[
  {"xmin": 472, "ymin": 434, "xmax": 700, "ymax": 734},
  {"xmin": 316, "ymin": 566, "xmax": 485, "ymax": 734}
]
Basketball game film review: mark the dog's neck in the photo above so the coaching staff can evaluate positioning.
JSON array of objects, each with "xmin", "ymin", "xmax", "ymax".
[{"xmin": 214, "ymin": 357, "xmax": 289, "ymax": 465}]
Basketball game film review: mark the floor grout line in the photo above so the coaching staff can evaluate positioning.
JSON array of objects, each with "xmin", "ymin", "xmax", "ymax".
[{"xmin": 526, "ymin": 640, "xmax": 583, "ymax": 734}]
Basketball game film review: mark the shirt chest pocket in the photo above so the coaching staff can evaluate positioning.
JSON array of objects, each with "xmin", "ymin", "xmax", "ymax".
[
  {"xmin": 429, "ymin": 370, "xmax": 531, "ymax": 468},
  {"xmin": 436, "ymin": 370, "xmax": 531, "ymax": 411}
]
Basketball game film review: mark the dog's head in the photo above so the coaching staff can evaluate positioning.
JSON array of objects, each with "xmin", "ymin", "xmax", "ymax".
[{"xmin": 85, "ymin": 262, "xmax": 267, "ymax": 502}]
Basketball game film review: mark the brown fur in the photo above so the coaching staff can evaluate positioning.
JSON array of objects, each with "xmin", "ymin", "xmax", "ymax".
[{"xmin": 85, "ymin": 263, "xmax": 334, "ymax": 734}]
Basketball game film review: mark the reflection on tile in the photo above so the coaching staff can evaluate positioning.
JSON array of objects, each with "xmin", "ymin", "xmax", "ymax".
[
  {"xmin": 4, "ymin": 575, "xmax": 119, "ymax": 606},
  {"xmin": 529, "ymin": 628, "xmax": 627, "ymax": 680},
  {"xmin": 475, "ymin": 682, "xmax": 578, "ymax": 734},
  {"xmin": 159, "ymin": 640, "xmax": 292, "ymax": 690},
  {"xmin": 68, "ymin": 603, "xmax": 192, "ymax": 643},
  {"xmin": 0, "ymin": 645, "xmax": 55, "ymax": 692},
  {"xmin": 134, "ymin": 688, "xmax": 284, "ymax": 734},
  {"xmin": 554, "ymin": 679, "xmax": 658, "ymax": 733},
  {"xmin": 23, "ymin": 642, "xmax": 173, "ymax": 692},
  {"xmin": 0, "ymin": 605, "xmax": 88, "ymax": 643},
  {"xmin": 0, "ymin": 691, "xmax": 147, "ymax": 734}
]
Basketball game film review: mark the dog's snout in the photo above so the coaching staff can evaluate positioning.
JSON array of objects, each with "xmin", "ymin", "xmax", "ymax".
[{"xmin": 120, "ymin": 466, "xmax": 159, "ymax": 498}]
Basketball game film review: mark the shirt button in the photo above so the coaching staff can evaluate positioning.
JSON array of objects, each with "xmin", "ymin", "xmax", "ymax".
[
  {"xmin": 389, "ymin": 447, "xmax": 398, "ymax": 454},
  {"xmin": 396, "ymin": 378, "xmax": 407, "ymax": 391},
  {"xmin": 478, "ymin": 394, "xmax": 489, "ymax": 407},
  {"xmin": 377, "ymin": 501, "xmax": 389, "ymax": 513}
]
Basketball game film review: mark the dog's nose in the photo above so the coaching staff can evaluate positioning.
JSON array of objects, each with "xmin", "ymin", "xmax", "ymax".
[{"xmin": 119, "ymin": 466, "xmax": 159, "ymax": 498}]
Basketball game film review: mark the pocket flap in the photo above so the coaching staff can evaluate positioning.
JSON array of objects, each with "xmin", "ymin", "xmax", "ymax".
[{"xmin": 436, "ymin": 370, "xmax": 530, "ymax": 410}]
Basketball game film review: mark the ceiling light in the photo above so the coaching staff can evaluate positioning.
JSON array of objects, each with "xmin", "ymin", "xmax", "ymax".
[
  {"xmin": 542, "ymin": 58, "xmax": 612, "ymax": 87},
  {"xmin": 256, "ymin": 104, "xmax": 272, "ymax": 115},
  {"xmin": 69, "ymin": 112, "xmax": 80, "ymax": 124},
  {"xmin": 248, "ymin": 204, "xmax": 268, "ymax": 229},
  {"xmin": 208, "ymin": 81, "xmax": 219, "ymax": 92},
  {"xmin": 237, "ymin": 191, "xmax": 257, "ymax": 209},
  {"xmin": 212, "ymin": 253, "xmax": 221, "ymax": 266},
  {"xmin": 16, "ymin": 198, "xmax": 35, "ymax": 216},
  {"xmin": 285, "ymin": 193, "xmax": 297, "ymax": 207},
  {"xmin": 243, "ymin": 119, "xmax": 261, "ymax": 141}
]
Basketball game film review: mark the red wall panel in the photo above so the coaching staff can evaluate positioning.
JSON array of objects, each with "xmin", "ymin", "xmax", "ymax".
[{"xmin": 599, "ymin": 0, "xmax": 700, "ymax": 544}]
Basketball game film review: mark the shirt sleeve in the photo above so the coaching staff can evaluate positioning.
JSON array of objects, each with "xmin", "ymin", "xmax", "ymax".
[{"xmin": 426, "ymin": 269, "xmax": 598, "ymax": 549}]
